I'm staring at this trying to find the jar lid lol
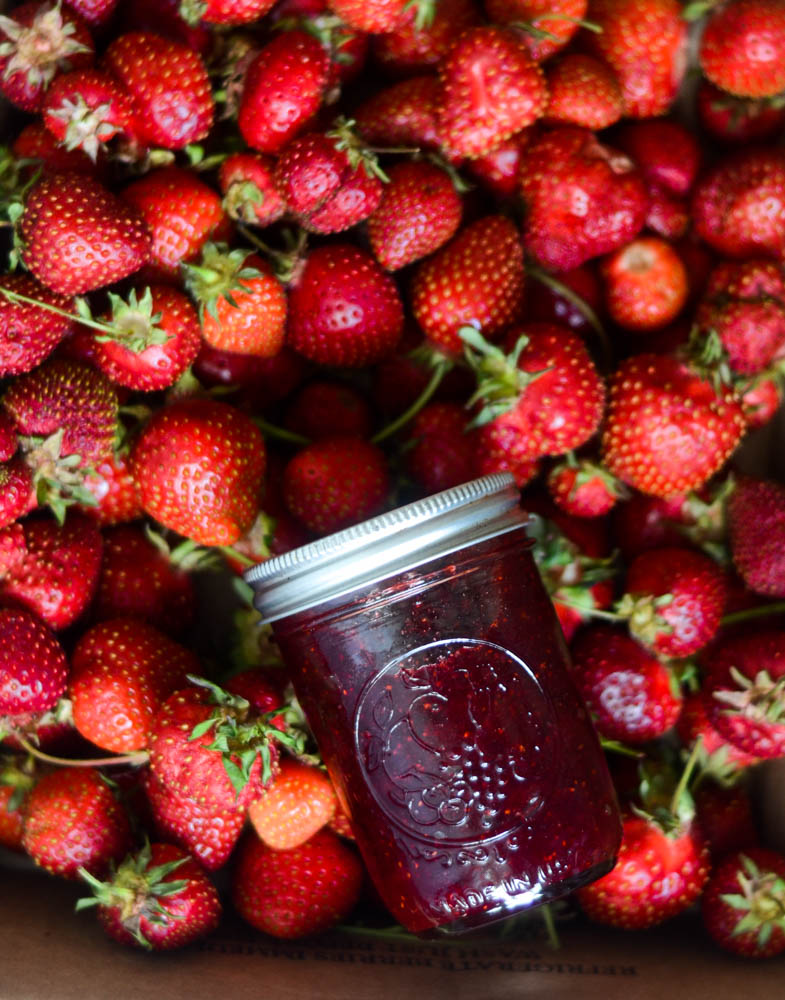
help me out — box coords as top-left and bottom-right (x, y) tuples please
(245, 473), (527, 623)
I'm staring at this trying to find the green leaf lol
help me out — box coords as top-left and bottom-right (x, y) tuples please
(189, 718), (218, 741)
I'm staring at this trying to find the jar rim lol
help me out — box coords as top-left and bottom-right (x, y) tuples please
(244, 473), (528, 623)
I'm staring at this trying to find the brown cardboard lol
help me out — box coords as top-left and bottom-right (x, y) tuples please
(2, 859), (784, 1000)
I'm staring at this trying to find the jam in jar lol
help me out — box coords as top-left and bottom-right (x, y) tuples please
(245, 474), (621, 934)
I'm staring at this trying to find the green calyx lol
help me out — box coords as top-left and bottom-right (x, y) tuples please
(721, 854), (785, 948)
(19, 427), (98, 525)
(48, 95), (115, 162)
(327, 116), (390, 183)
(76, 841), (190, 950)
(223, 179), (266, 224)
(182, 242), (262, 324)
(713, 667), (785, 726)
(615, 592), (675, 649)
(178, 0), (208, 27)
(0, 5), (91, 90)
(461, 326), (548, 427)
(98, 287), (168, 353)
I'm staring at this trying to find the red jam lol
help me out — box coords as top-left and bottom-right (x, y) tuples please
(269, 532), (621, 934)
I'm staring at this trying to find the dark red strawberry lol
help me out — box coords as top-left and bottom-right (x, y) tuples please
(405, 402), (475, 496)
(464, 129), (531, 199)
(354, 75), (443, 152)
(371, 0), (479, 76)
(0, 606), (68, 716)
(78, 841), (221, 951)
(11, 120), (96, 174)
(22, 766), (132, 878)
(694, 780), (759, 863)
(286, 243), (404, 368)
(702, 848), (785, 958)
(283, 437), (389, 535)
(283, 381), (372, 442)
(65, 0), (118, 28)
(614, 119), (701, 197)
(19, 171), (152, 295)
(700, 0), (785, 99)
(727, 476), (785, 597)
(0, 272), (75, 376)
(697, 79), (785, 145)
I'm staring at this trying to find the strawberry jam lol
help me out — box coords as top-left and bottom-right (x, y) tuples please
(246, 475), (621, 934)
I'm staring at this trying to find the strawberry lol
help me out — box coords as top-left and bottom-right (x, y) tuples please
(283, 381), (373, 442)
(371, 0), (480, 76)
(218, 152), (286, 228)
(569, 625), (682, 744)
(0, 606), (68, 716)
(193, 342), (308, 409)
(0, 1), (94, 112)
(181, 0), (276, 24)
(19, 171), (151, 295)
(121, 166), (225, 279)
(520, 128), (648, 273)
(131, 397), (265, 546)
(741, 372), (785, 430)
(238, 30), (329, 154)
(697, 80), (785, 145)
(601, 354), (746, 499)
(231, 827), (364, 939)
(700, 0), (785, 100)
(0, 272), (75, 376)
(0, 411), (17, 462)
(486, 0), (589, 62)
(614, 119), (701, 198)
(464, 129), (531, 199)
(547, 457), (624, 518)
(701, 629), (785, 759)
(325, 0), (408, 32)
(698, 298), (785, 377)
(728, 476), (785, 597)
(0, 460), (35, 529)
(436, 26), (546, 160)
(695, 781), (759, 863)
(70, 618), (200, 753)
(411, 215), (525, 356)
(78, 448), (143, 525)
(0, 756), (33, 852)
(582, 0), (687, 118)
(283, 437), (389, 535)
(404, 402), (476, 496)
(143, 767), (246, 871)
(525, 263), (603, 336)
(41, 67), (134, 161)
(102, 31), (213, 150)
(600, 236), (688, 332)
(618, 546), (729, 659)
(691, 148), (785, 260)
(183, 245), (286, 358)
(118, 0), (212, 51)
(11, 120), (96, 175)
(544, 54), (624, 130)
(701, 849), (785, 958)
(64, 0), (118, 28)
(247, 758), (337, 851)
(0, 512), (103, 630)
(77, 841), (222, 950)
(92, 524), (198, 635)
(22, 766), (132, 878)
(354, 75), (443, 152)
(286, 243), (404, 368)
(577, 812), (709, 928)
(367, 159), (463, 272)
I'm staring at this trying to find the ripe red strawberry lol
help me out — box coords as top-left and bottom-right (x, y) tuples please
(131, 397), (265, 546)
(367, 159), (463, 272)
(520, 128), (648, 273)
(547, 458), (624, 518)
(695, 781), (759, 863)
(692, 148), (785, 260)
(601, 354), (746, 499)
(0, 1), (94, 112)
(544, 54), (624, 130)
(22, 767), (132, 878)
(354, 75), (443, 152)
(0, 272), (76, 376)
(570, 625), (682, 744)
(103, 31), (213, 150)
(193, 342), (307, 409)
(92, 524), (198, 635)
(247, 758), (337, 851)
(0, 606), (68, 716)
(436, 26), (546, 159)
(0, 411), (17, 462)
(64, 0), (118, 28)
(600, 236), (688, 332)
(70, 618), (200, 753)
(701, 629), (785, 759)
(283, 437), (389, 535)
(700, 0), (785, 99)
(78, 448), (143, 525)
(118, 0), (212, 51)
(19, 171), (151, 295)
(286, 243), (404, 368)
(614, 119), (701, 198)
(577, 813), (709, 928)
(121, 166), (225, 279)
(486, 0), (589, 62)
(582, 0), (687, 118)
(218, 152), (286, 227)
(699, 298), (785, 376)
(727, 476), (785, 597)
(464, 129), (531, 199)
(618, 546), (728, 659)
(525, 263), (603, 335)
(183, 0), (276, 23)
(184, 246), (286, 358)
(326, 0), (408, 31)
(238, 30), (329, 154)
(371, 0), (479, 76)
(283, 381), (372, 442)
(149, 683), (285, 814)
(41, 67), (134, 161)
(143, 767), (246, 871)
(405, 402), (475, 496)
(11, 119), (96, 174)
(741, 372), (785, 430)
(0, 460), (35, 529)
(702, 848), (785, 958)
(78, 841), (221, 951)
(0, 512), (103, 630)
(697, 79), (785, 145)
(411, 215), (525, 356)
(231, 827), (364, 939)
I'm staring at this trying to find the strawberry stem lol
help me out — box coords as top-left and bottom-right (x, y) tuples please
(525, 264), (611, 369)
(0, 286), (114, 336)
(540, 903), (561, 950)
(669, 735), (703, 817)
(370, 356), (452, 444)
(252, 416), (310, 448)
(721, 601), (785, 627)
(13, 733), (148, 769)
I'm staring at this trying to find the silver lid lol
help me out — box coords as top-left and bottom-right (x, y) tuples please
(245, 473), (526, 624)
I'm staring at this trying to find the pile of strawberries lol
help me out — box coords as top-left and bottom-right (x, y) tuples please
(2, 0), (785, 961)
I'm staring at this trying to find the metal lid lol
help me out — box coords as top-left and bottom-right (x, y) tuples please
(245, 473), (527, 624)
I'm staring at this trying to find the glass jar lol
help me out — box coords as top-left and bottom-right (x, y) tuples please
(245, 474), (621, 935)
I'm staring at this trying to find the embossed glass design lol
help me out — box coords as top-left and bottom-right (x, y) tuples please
(247, 477), (621, 935)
